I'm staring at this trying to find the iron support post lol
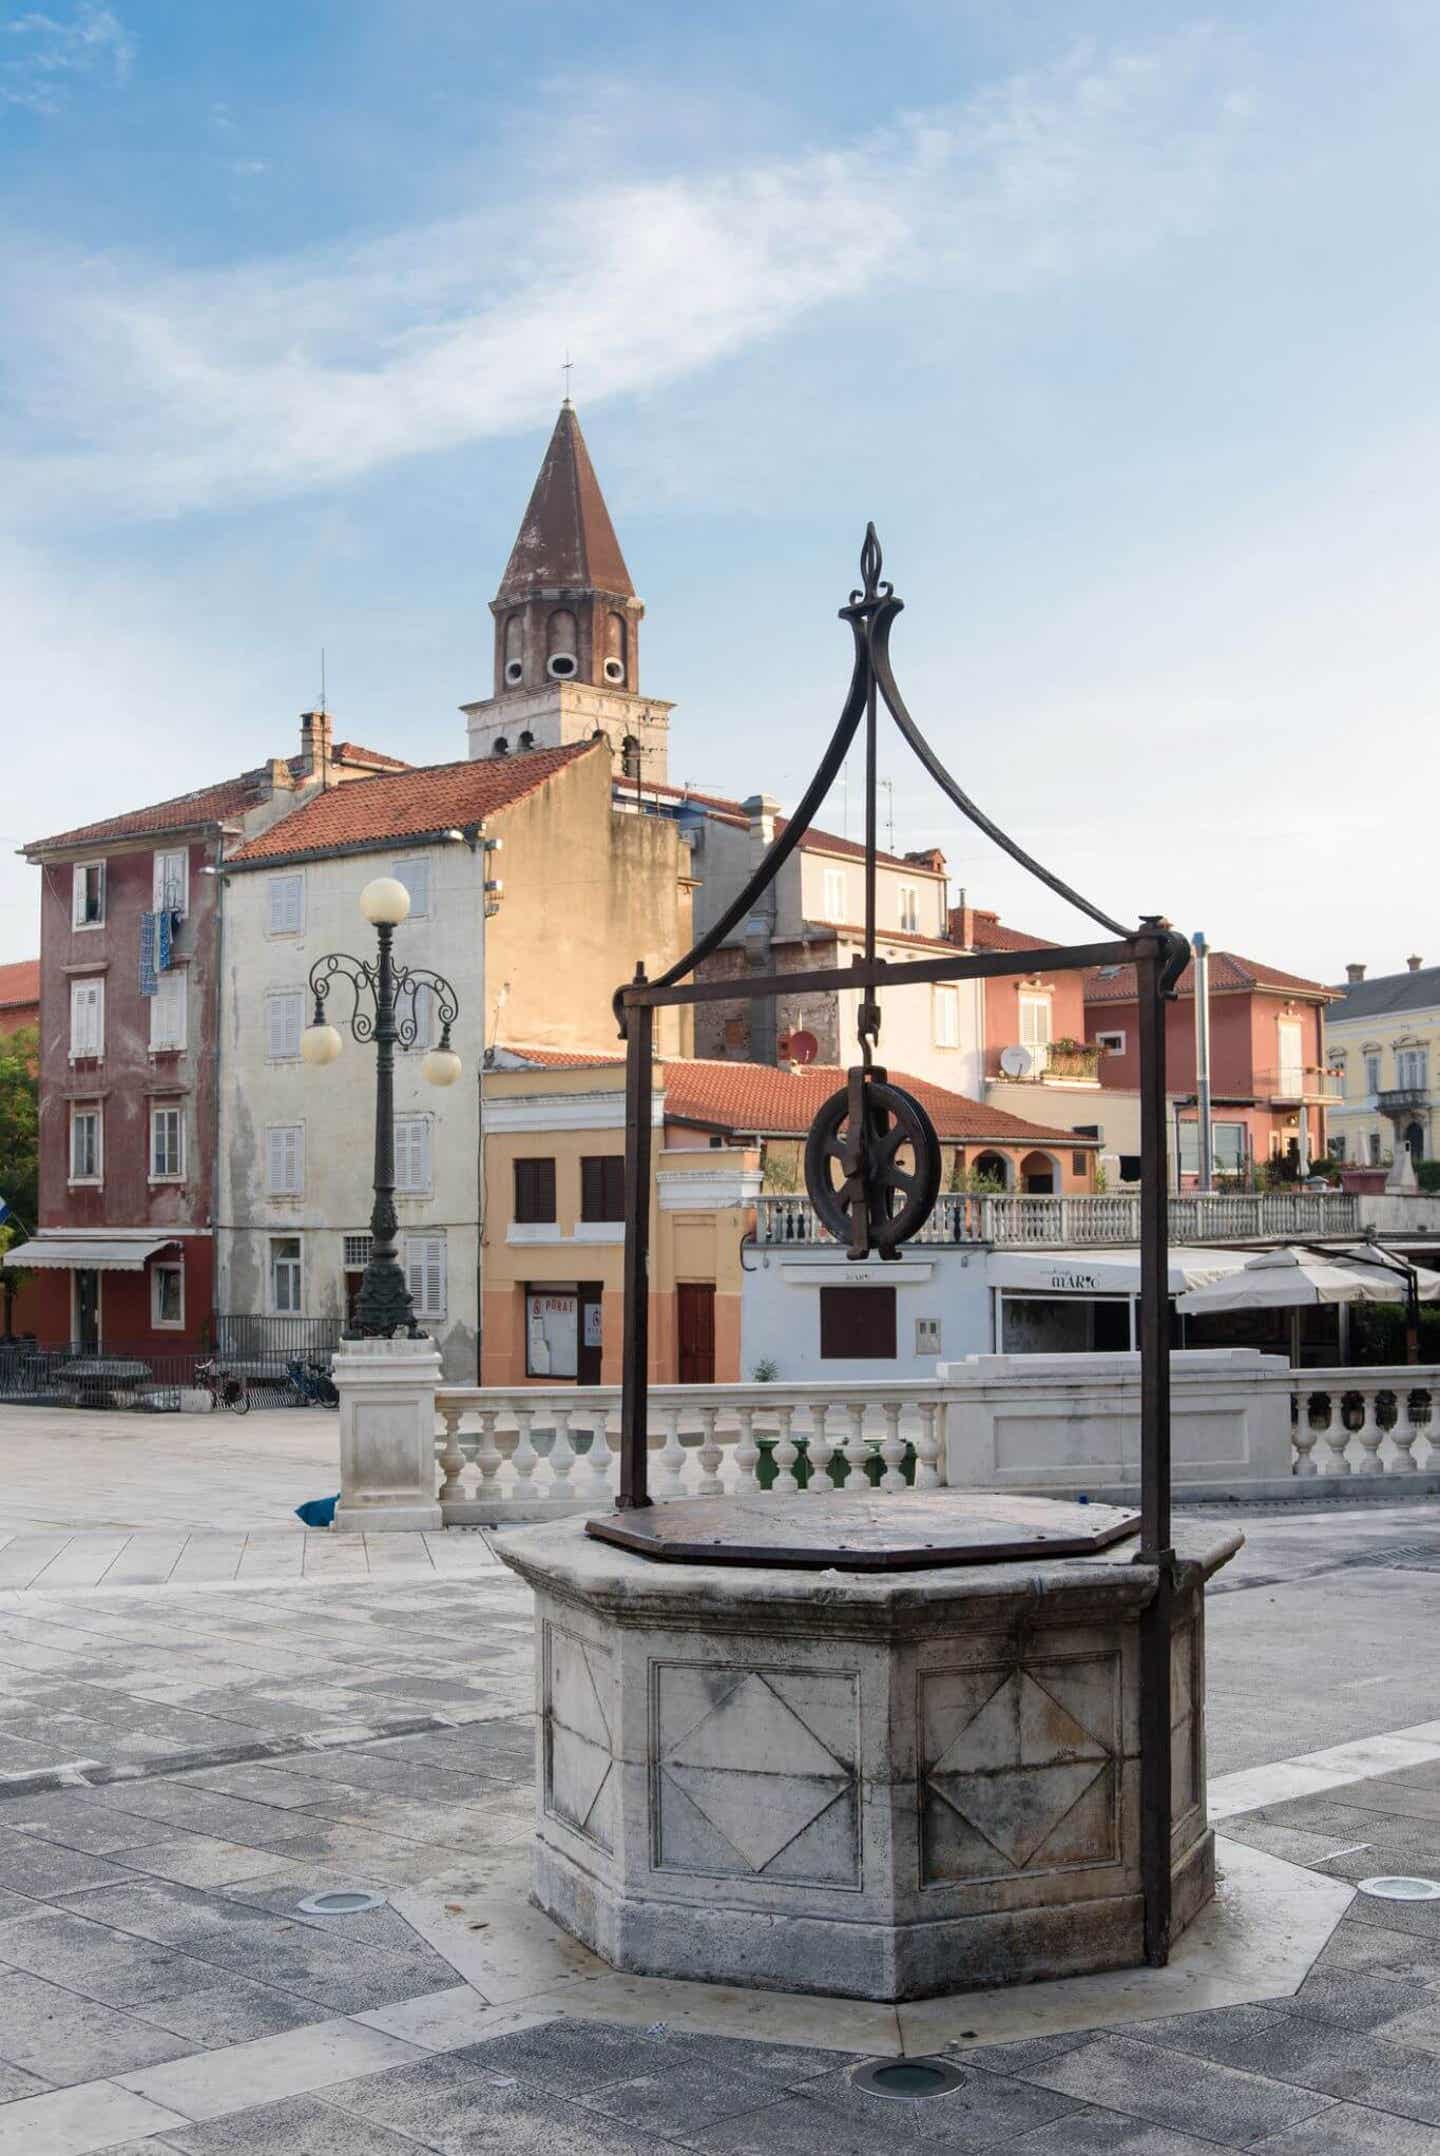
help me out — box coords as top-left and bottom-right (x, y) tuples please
(1137, 927), (1176, 1966)
(619, 988), (654, 1508)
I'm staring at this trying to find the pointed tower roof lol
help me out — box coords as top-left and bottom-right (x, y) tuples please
(496, 404), (635, 602)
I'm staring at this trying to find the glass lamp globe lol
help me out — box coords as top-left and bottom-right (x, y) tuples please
(359, 876), (411, 926)
(301, 1022), (344, 1066)
(422, 1045), (462, 1087)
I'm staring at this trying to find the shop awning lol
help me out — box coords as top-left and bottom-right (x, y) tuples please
(987, 1247), (1254, 1297)
(2, 1234), (178, 1273)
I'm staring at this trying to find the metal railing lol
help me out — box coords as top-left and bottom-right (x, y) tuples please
(754, 1189), (1361, 1247)
(0, 1330), (339, 1411)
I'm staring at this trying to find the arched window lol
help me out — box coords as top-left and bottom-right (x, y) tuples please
(971, 1151), (1009, 1190)
(603, 611), (627, 686)
(503, 613), (524, 687)
(621, 733), (641, 780)
(518, 730), (534, 750)
(493, 736), (509, 758)
(546, 609), (578, 679)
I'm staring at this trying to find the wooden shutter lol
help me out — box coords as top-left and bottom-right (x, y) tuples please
(70, 978), (102, 1058)
(150, 971), (185, 1049)
(581, 1155), (625, 1221)
(396, 1117), (429, 1192)
(405, 1235), (446, 1318)
(267, 1125), (302, 1195)
(514, 1157), (556, 1223)
(268, 875), (302, 934)
(820, 1286), (895, 1360)
(267, 991), (301, 1058)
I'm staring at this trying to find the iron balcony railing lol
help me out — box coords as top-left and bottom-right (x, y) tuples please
(754, 1188), (1362, 1248)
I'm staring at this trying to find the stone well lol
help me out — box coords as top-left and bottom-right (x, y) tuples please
(496, 1493), (1241, 2002)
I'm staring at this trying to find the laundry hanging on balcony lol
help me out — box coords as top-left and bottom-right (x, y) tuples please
(138, 909), (177, 996)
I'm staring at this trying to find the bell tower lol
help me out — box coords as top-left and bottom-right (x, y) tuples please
(463, 403), (672, 781)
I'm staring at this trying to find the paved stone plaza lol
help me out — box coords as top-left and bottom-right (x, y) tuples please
(3, 1408), (1440, 2150)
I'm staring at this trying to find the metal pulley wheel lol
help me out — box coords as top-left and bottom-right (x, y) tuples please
(804, 1071), (942, 1256)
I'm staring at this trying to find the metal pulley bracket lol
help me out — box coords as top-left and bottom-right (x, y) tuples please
(804, 1063), (941, 1260)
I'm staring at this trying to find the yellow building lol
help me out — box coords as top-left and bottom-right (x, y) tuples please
(1326, 958), (1440, 1171)
(482, 1054), (760, 1386)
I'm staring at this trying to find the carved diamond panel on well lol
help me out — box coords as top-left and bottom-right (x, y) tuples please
(544, 1621), (616, 1853)
(1171, 1618), (1201, 1820)
(921, 1656), (1120, 1887)
(652, 1662), (860, 1888)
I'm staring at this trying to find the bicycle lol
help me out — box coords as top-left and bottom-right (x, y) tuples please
(286, 1356), (339, 1409)
(195, 1358), (249, 1414)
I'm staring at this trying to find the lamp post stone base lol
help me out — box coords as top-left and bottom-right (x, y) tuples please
(496, 1509), (1240, 2002)
(333, 1335), (443, 1533)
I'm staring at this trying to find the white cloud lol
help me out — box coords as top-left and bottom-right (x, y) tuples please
(0, 29), (1250, 520)
(2, 2), (132, 114)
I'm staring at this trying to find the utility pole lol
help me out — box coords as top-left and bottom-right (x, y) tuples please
(1193, 931), (1214, 1192)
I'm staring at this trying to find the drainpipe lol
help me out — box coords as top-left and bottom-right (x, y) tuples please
(1193, 932), (1214, 1193)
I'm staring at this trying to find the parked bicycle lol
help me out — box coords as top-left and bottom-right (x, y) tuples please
(286, 1356), (339, 1409)
(196, 1358), (249, 1414)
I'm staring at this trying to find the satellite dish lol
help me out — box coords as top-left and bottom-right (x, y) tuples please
(999, 1044), (1034, 1078)
(790, 1030), (819, 1066)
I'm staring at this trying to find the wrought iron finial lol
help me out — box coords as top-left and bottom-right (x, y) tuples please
(850, 522), (893, 608)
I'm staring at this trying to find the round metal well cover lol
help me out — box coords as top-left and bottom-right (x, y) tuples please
(296, 1889), (386, 1915)
(1357, 1876), (1440, 1902)
(851, 2056), (968, 2100)
(587, 1490), (1140, 1571)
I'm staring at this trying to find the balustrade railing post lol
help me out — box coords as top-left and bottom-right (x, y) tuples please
(914, 1399), (941, 1490)
(696, 1404), (724, 1495)
(512, 1404), (539, 1493)
(437, 1405), (466, 1508)
(879, 1401), (906, 1492)
(843, 1402), (869, 1492)
(807, 1400), (835, 1493)
(1352, 1387), (1382, 1475)
(1393, 1389), (1422, 1473)
(771, 1402), (799, 1495)
(550, 1404), (577, 1501)
(473, 1406), (502, 1498)
(735, 1405), (760, 1490)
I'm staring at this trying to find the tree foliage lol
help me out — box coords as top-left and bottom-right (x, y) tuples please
(0, 1024), (38, 1239)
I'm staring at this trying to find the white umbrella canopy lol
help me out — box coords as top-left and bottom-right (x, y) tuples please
(1177, 1244), (1440, 1315)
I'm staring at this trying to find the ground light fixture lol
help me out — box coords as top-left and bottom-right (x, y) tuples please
(296, 1889), (387, 1916)
(851, 2057), (968, 2100)
(303, 877), (463, 1336)
(1358, 1876), (1440, 1901)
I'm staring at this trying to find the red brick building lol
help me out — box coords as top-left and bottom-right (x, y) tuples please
(12, 721), (403, 1351)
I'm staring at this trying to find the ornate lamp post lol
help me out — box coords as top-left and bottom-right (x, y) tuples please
(302, 876), (461, 1337)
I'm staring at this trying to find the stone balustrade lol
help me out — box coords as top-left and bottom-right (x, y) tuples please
(754, 1189), (1362, 1248)
(1291, 1366), (1437, 1476)
(431, 1381), (948, 1525)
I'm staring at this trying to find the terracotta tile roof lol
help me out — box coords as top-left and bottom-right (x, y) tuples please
(492, 1044), (626, 1070)
(330, 742), (412, 771)
(0, 959), (39, 1010)
(26, 773), (273, 855)
(496, 404), (634, 601)
(950, 904), (1058, 954)
(228, 740), (602, 864)
(1084, 951), (1335, 1004)
(658, 1057), (1096, 1147)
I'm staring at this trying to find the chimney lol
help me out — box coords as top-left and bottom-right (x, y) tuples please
(298, 710), (333, 785)
(741, 793), (781, 873)
(904, 847), (946, 874)
(1408, 954), (1424, 973)
(1345, 962), (1366, 984)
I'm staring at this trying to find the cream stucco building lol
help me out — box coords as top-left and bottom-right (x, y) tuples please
(1326, 957), (1440, 1172)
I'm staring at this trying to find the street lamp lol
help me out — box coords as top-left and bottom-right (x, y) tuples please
(304, 876), (462, 1338)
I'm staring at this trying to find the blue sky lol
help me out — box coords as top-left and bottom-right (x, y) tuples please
(3, 1), (1438, 977)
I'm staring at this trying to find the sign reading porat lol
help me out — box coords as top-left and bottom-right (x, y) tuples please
(526, 1290), (577, 1377)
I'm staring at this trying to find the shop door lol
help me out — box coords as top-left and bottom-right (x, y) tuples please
(578, 1283), (604, 1387)
(75, 1270), (100, 1352)
(677, 1283), (715, 1386)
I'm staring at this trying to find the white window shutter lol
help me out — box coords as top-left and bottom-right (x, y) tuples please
(288, 1126), (302, 1193)
(71, 866), (84, 928)
(395, 859), (430, 917)
(266, 996), (283, 1059)
(269, 875), (302, 935)
(266, 1127), (282, 1192)
(417, 1118), (432, 1190)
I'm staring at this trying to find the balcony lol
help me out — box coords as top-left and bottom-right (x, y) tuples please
(754, 1189), (1362, 1248)
(992, 1042), (1101, 1084)
(1377, 1086), (1430, 1118)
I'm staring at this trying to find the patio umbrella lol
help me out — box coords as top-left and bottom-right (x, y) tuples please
(1175, 1245), (1440, 1313)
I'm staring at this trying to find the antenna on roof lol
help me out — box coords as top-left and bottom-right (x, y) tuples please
(320, 647), (327, 715)
(561, 351), (573, 406)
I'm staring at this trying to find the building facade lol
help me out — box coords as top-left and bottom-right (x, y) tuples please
(1326, 957), (1440, 1171)
(949, 903), (1105, 1164)
(0, 960), (40, 1039)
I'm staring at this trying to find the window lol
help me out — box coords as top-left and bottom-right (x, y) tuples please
(514, 1157), (557, 1224)
(1096, 1030), (1125, 1056)
(265, 1123), (304, 1196)
(69, 977), (104, 1060)
(1369, 1132), (1383, 1165)
(69, 1105), (101, 1182)
(1362, 1051), (1381, 1095)
(402, 979), (436, 1052)
(153, 849), (188, 917)
(395, 1114), (431, 1194)
(1178, 1120), (1246, 1175)
(270, 1237), (302, 1314)
(897, 883), (920, 934)
(149, 1106), (184, 1180)
(1329, 1136), (1347, 1163)
(821, 866), (846, 921)
(343, 1233), (373, 1268)
(1118, 1154), (1142, 1183)
(265, 989), (304, 1060)
(405, 1234), (447, 1320)
(933, 985), (960, 1048)
(1019, 992), (1051, 1070)
(1277, 1018), (1304, 1096)
(267, 874), (304, 936)
(1398, 1046), (1429, 1091)
(393, 859), (430, 918)
(820, 1285), (895, 1359)
(151, 1263), (184, 1329)
(71, 861), (105, 928)
(581, 1155), (625, 1222)
(149, 969), (186, 1051)
(1072, 1152), (1088, 1177)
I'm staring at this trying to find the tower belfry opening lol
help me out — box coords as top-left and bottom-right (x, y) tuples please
(462, 404), (673, 779)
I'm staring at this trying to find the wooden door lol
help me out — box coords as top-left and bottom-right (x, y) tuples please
(75, 1270), (99, 1351)
(577, 1283), (604, 1387)
(677, 1283), (715, 1386)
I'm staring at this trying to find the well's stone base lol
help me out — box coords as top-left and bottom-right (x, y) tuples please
(496, 1507), (1240, 2003)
